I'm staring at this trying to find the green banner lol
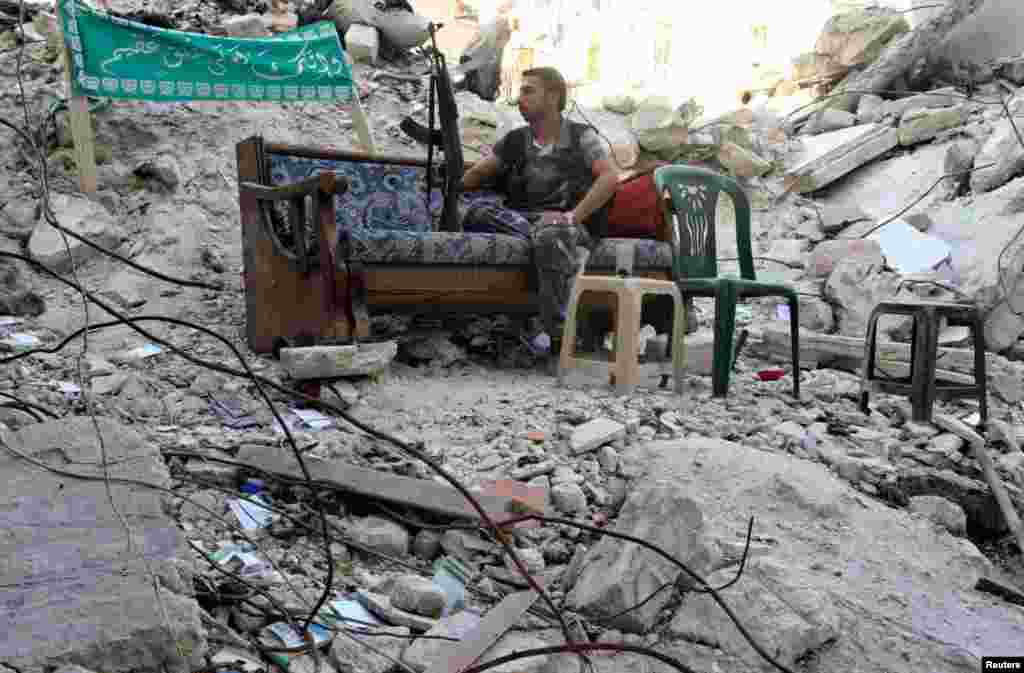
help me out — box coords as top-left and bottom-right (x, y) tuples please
(57, 0), (353, 102)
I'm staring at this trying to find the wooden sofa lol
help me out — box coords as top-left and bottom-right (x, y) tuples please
(236, 135), (680, 354)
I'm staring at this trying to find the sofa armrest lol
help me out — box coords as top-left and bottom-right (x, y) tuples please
(239, 172), (349, 274)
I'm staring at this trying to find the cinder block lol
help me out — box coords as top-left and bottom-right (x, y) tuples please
(347, 24), (380, 65)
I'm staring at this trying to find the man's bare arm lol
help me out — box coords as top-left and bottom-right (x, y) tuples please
(461, 154), (502, 191)
(571, 156), (619, 225)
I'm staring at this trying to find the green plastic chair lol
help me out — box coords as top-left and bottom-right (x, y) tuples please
(654, 164), (801, 398)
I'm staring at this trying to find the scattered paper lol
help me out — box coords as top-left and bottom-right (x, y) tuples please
(320, 598), (381, 631)
(292, 408), (334, 430)
(228, 497), (274, 530)
(122, 343), (163, 360)
(776, 304), (791, 321)
(265, 621), (332, 649)
(869, 218), (951, 274)
(962, 411), (982, 427)
(209, 395), (261, 429)
(1, 333), (40, 350)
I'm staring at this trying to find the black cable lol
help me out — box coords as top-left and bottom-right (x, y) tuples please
(0, 249), (336, 639)
(0, 401), (44, 422)
(458, 641), (699, 673)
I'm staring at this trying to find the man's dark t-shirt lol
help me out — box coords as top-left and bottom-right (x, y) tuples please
(491, 120), (609, 220)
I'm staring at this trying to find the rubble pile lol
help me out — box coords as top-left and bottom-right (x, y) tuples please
(1, 1), (1024, 673)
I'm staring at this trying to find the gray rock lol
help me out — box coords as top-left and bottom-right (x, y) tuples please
(943, 139), (981, 195)
(101, 269), (148, 309)
(766, 238), (810, 267)
(564, 482), (711, 633)
(28, 194), (123, 273)
(399, 334), (466, 367)
(134, 156), (182, 192)
(412, 529), (443, 561)
(596, 445), (619, 473)
(349, 516), (410, 557)
(402, 610), (482, 672)
(0, 419), (207, 673)
(506, 547), (545, 575)
(390, 575), (446, 618)
(551, 466), (583, 485)
(803, 109), (856, 135)
(0, 199), (38, 242)
(330, 624), (409, 673)
(669, 556), (838, 667)
(550, 483), (587, 514)
(774, 420), (806, 442)
(0, 243), (45, 317)
(971, 117), (1024, 194)
(824, 257), (903, 337)
(355, 590), (438, 632)
(570, 418), (626, 455)
(223, 13), (270, 38)
(909, 495), (968, 536)
(806, 237), (882, 277)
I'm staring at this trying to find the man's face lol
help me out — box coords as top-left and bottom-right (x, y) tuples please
(518, 76), (555, 122)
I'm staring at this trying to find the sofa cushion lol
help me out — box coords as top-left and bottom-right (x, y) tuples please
(268, 152), (674, 270)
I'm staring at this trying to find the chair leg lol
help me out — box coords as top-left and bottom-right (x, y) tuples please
(670, 289), (686, 394)
(972, 311), (988, 427)
(614, 289), (642, 394)
(910, 309), (936, 424)
(787, 293), (800, 399)
(712, 283), (738, 397)
(557, 286), (583, 386)
(859, 309), (883, 414)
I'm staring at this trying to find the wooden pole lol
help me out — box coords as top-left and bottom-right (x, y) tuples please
(54, 0), (97, 194)
(346, 53), (376, 155)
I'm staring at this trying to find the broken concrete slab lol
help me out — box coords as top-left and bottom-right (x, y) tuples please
(633, 437), (1024, 671)
(785, 123), (899, 193)
(998, 57), (1024, 85)
(564, 482), (712, 633)
(909, 494), (968, 536)
(28, 194), (124, 273)
(825, 257), (903, 337)
(234, 444), (536, 522)
(873, 87), (960, 122)
(898, 105), (968, 146)
(816, 139), (957, 224)
(569, 418), (626, 455)
(668, 556), (839, 668)
(0, 418), (206, 673)
(280, 341), (397, 380)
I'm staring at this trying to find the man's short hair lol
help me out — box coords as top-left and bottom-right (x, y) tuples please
(522, 66), (567, 112)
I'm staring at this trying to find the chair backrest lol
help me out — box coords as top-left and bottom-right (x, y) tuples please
(653, 165), (755, 282)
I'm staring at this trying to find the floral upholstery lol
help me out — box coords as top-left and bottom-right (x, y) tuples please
(267, 152), (673, 270)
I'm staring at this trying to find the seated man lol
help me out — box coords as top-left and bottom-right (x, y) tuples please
(459, 66), (619, 354)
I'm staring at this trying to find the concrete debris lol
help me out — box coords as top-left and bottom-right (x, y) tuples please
(970, 115), (1024, 194)
(802, 108), (857, 135)
(786, 123), (899, 193)
(897, 105), (968, 146)
(908, 494), (968, 536)
(0, 419), (207, 673)
(717, 141), (773, 177)
(813, 8), (910, 72)
(280, 341), (397, 379)
(222, 13), (268, 38)
(27, 194), (123, 273)
(564, 482), (712, 633)
(569, 418), (626, 455)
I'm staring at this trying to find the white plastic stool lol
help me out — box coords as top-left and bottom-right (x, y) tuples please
(556, 276), (686, 394)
